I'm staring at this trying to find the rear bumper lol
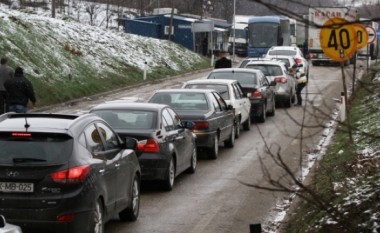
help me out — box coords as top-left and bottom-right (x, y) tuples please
(249, 99), (264, 117)
(192, 131), (215, 148)
(138, 153), (170, 181)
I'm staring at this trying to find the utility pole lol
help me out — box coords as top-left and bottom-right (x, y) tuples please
(168, 0), (175, 41)
(52, 0), (56, 18)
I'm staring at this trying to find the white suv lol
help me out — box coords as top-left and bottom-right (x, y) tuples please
(182, 79), (251, 137)
(265, 46), (309, 77)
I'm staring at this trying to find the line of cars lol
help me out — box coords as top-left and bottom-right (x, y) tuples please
(0, 45), (309, 233)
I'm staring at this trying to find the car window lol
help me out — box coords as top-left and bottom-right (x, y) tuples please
(268, 50), (297, 56)
(207, 72), (257, 85)
(162, 108), (175, 131)
(152, 93), (208, 111)
(184, 84), (229, 100)
(84, 124), (105, 153)
(0, 132), (73, 164)
(93, 110), (156, 130)
(246, 64), (283, 76)
(166, 108), (182, 128)
(212, 92), (228, 111)
(209, 92), (222, 112)
(232, 83), (243, 99)
(96, 122), (119, 151)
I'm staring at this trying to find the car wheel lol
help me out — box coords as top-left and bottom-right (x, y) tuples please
(284, 95), (292, 108)
(267, 98), (275, 117)
(162, 157), (175, 191)
(119, 175), (140, 222)
(235, 118), (240, 138)
(224, 124), (235, 148)
(208, 134), (219, 160)
(242, 114), (251, 130)
(91, 199), (104, 233)
(186, 147), (197, 174)
(256, 103), (266, 123)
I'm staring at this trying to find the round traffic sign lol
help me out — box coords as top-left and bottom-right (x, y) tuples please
(353, 24), (369, 50)
(320, 17), (357, 62)
(366, 25), (377, 44)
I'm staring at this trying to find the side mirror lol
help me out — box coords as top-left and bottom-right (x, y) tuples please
(269, 81), (277, 86)
(298, 64), (304, 67)
(182, 121), (194, 129)
(227, 104), (234, 110)
(125, 137), (138, 150)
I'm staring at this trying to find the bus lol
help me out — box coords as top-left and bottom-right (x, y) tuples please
(246, 16), (291, 58)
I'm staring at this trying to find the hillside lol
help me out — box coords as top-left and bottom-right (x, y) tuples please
(0, 8), (209, 107)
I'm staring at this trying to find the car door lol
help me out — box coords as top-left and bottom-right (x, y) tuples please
(210, 91), (234, 142)
(162, 108), (184, 173)
(84, 123), (118, 213)
(232, 82), (250, 123)
(259, 73), (275, 110)
(167, 107), (194, 172)
(95, 122), (133, 209)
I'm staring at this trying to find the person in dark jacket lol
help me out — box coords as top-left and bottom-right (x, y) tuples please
(4, 67), (36, 113)
(214, 51), (232, 69)
(0, 57), (14, 114)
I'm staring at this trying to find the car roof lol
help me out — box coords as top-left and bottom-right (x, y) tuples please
(269, 46), (299, 51)
(152, 88), (215, 94)
(245, 60), (286, 66)
(208, 68), (263, 74)
(0, 113), (100, 134)
(91, 102), (167, 111)
(184, 79), (238, 85)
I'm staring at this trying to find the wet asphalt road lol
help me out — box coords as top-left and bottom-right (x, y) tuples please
(34, 59), (367, 233)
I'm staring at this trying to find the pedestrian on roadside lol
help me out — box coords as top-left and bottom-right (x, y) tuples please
(0, 57), (14, 114)
(4, 67), (36, 113)
(214, 51), (232, 69)
(295, 69), (307, 106)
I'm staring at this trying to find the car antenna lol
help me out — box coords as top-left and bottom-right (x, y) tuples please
(24, 115), (30, 131)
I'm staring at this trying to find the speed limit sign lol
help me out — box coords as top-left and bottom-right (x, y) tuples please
(320, 17), (357, 62)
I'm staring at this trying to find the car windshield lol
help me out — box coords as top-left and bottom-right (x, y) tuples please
(245, 64), (283, 76)
(273, 58), (290, 67)
(93, 110), (157, 130)
(207, 72), (257, 85)
(0, 132), (73, 165)
(150, 93), (209, 111)
(184, 84), (229, 100)
(268, 50), (297, 56)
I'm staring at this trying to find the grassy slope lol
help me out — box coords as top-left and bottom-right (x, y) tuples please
(0, 9), (210, 107)
(284, 63), (380, 232)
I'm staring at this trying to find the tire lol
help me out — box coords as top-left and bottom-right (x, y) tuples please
(235, 118), (240, 138)
(208, 134), (219, 160)
(284, 95), (292, 108)
(242, 115), (251, 130)
(186, 147), (197, 174)
(267, 98), (275, 117)
(162, 157), (175, 191)
(90, 199), (104, 233)
(119, 175), (140, 222)
(224, 124), (235, 148)
(256, 103), (266, 123)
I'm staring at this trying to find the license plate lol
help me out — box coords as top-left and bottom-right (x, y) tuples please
(0, 182), (34, 193)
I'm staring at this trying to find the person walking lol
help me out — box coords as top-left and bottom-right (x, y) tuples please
(4, 67), (36, 113)
(214, 51), (232, 69)
(295, 69), (307, 106)
(0, 57), (14, 114)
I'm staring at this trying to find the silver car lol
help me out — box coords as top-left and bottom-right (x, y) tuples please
(244, 60), (296, 108)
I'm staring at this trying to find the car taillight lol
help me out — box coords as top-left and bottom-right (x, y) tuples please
(51, 165), (90, 184)
(137, 139), (160, 153)
(309, 53), (315, 59)
(57, 213), (75, 222)
(295, 58), (303, 64)
(274, 76), (287, 84)
(249, 90), (262, 99)
(193, 121), (209, 130)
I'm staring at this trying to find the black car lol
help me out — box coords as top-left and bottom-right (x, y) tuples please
(148, 89), (235, 159)
(206, 68), (276, 123)
(90, 102), (197, 191)
(0, 113), (141, 233)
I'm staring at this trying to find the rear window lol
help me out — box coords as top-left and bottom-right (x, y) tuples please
(150, 93), (208, 111)
(184, 84), (229, 100)
(268, 50), (296, 56)
(93, 110), (157, 130)
(207, 72), (257, 85)
(0, 132), (73, 165)
(246, 64), (283, 76)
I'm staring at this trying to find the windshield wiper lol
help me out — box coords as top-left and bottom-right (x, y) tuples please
(13, 157), (47, 163)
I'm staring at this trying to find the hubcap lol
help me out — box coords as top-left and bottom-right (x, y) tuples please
(132, 179), (139, 215)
